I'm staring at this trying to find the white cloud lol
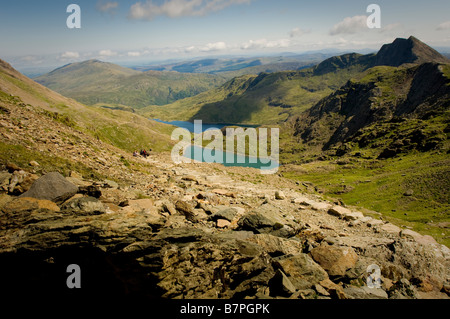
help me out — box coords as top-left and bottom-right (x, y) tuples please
(60, 51), (80, 59)
(200, 41), (227, 52)
(329, 15), (367, 35)
(240, 38), (290, 50)
(97, 1), (119, 13)
(184, 46), (196, 53)
(99, 49), (117, 57)
(128, 0), (251, 20)
(127, 51), (142, 57)
(289, 27), (311, 38)
(437, 21), (450, 31)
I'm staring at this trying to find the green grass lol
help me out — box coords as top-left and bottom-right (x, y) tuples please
(139, 64), (366, 125)
(283, 152), (450, 246)
(0, 141), (105, 180)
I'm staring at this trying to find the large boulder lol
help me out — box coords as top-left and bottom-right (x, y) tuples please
(61, 197), (106, 215)
(237, 202), (301, 238)
(19, 172), (78, 204)
(310, 244), (359, 277)
(273, 254), (329, 290)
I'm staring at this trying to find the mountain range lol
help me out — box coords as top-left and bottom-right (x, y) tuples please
(141, 37), (449, 126)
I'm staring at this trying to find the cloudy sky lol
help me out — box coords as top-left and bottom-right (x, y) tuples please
(1, 0), (450, 71)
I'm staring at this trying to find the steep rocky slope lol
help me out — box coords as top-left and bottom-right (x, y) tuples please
(294, 62), (450, 156)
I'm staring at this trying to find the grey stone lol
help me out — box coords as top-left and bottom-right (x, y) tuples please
(19, 172), (78, 204)
(61, 196), (106, 215)
(210, 207), (238, 222)
(344, 286), (388, 299)
(273, 254), (328, 290)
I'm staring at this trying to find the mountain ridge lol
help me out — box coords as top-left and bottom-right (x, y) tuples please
(35, 59), (226, 108)
(142, 36), (449, 125)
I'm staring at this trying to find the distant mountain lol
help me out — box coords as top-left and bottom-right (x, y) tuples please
(35, 60), (226, 108)
(373, 36), (449, 67)
(0, 58), (174, 153)
(313, 36), (449, 75)
(133, 53), (334, 77)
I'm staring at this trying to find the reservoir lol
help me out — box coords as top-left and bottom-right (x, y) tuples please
(153, 119), (256, 133)
(183, 145), (279, 172)
(153, 119), (279, 172)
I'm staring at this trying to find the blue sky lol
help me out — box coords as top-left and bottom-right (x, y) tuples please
(1, 0), (450, 71)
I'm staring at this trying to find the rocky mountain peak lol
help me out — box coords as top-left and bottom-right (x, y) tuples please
(374, 36), (449, 67)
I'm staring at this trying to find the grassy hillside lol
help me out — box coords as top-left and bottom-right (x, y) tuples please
(282, 151), (449, 246)
(35, 60), (226, 108)
(139, 63), (366, 125)
(0, 59), (175, 153)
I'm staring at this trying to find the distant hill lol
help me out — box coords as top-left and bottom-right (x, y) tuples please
(138, 64), (363, 125)
(133, 53), (334, 76)
(35, 60), (226, 108)
(0, 58), (175, 153)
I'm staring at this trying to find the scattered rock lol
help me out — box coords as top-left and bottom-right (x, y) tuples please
(5, 162), (21, 173)
(380, 223), (401, 235)
(210, 207), (238, 222)
(403, 189), (414, 196)
(2, 197), (60, 214)
(275, 190), (285, 200)
(160, 200), (176, 215)
(61, 196), (106, 215)
(318, 279), (347, 299)
(328, 205), (352, 218)
(247, 234), (303, 256)
(78, 184), (102, 198)
(344, 286), (388, 299)
(103, 179), (119, 189)
(310, 244), (359, 277)
(273, 254), (329, 290)
(269, 269), (296, 297)
(216, 219), (231, 228)
(29, 161), (40, 167)
(388, 279), (417, 299)
(175, 200), (198, 223)
(19, 172), (78, 204)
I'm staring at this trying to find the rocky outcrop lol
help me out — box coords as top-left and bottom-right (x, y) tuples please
(0, 164), (448, 300)
(19, 172), (78, 204)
